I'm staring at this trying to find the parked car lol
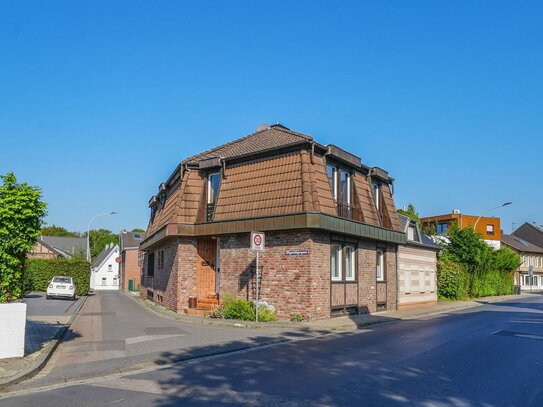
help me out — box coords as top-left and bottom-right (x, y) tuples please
(46, 276), (76, 300)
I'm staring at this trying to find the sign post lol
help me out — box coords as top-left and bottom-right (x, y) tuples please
(251, 232), (265, 322)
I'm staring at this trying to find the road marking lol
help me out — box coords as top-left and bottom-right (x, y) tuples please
(125, 334), (185, 345)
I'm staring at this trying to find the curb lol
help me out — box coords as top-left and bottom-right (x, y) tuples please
(0, 295), (89, 390)
(121, 290), (399, 333)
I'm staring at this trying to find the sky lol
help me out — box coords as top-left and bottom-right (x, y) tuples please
(1, 1), (542, 234)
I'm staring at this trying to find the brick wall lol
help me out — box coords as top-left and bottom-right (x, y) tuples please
(141, 230), (399, 319)
(120, 248), (140, 290)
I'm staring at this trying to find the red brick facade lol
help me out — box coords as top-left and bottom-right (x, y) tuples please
(141, 229), (398, 320)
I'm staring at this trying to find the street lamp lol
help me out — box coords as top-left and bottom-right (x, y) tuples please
(86, 211), (118, 262)
(473, 202), (512, 231)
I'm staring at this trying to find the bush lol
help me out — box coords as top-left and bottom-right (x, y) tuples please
(214, 294), (277, 322)
(470, 270), (514, 297)
(437, 256), (470, 300)
(25, 258), (90, 296)
(290, 313), (304, 322)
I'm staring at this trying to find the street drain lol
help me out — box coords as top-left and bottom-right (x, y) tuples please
(492, 330), (543, 342)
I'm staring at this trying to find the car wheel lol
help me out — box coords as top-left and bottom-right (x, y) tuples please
(46, 295), (50, 300)
(72, 295), (76, 301)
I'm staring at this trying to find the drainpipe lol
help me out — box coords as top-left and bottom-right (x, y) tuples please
(310, 142), (315, 165)
(395, 245), (399, 310)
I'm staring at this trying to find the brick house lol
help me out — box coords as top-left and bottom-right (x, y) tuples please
(119, 230), (144, 291)
(140, 124), (405, 320)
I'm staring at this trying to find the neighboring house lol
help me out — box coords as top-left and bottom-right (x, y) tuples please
(512, 222), (543, 248)
(397, 215), (440, 309)
(90, 243), (120, 290)
(140, 124), (406, 320)
(503, 231), (543, 291)
(28, 236), (87, 259)
(119, 230), (144, 291)
(420, 210), (502, 249)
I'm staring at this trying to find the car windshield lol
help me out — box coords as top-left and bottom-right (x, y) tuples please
(53, 277), (71, 284)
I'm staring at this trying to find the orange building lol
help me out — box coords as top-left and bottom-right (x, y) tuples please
(420, 211), (501, 249)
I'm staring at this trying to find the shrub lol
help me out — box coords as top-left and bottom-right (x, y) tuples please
(25, 258), (91, 296)
(214, 294), (277, 322)
(437, 255), (470, 300)
(290, 313), (304, 322)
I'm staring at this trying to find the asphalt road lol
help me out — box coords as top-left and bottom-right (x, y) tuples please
(5, 294), (543, 406)
(24, 292), (83, 318)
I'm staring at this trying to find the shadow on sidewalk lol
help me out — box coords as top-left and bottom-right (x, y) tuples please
(25, 320), (81, 356)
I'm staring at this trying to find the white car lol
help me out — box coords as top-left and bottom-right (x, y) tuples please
(46, 276), (76, 300)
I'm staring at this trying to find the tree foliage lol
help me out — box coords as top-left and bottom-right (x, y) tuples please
(41, 225), (79, 237)
(132, 228), (145, 233)
(397, 203), (421, 227)
(437, 225), (521, 299)
(0, 173), (47, 303)
(89, 228), (119, 259)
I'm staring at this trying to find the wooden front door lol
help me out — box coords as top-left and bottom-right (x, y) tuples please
(196, 238), (217, 300)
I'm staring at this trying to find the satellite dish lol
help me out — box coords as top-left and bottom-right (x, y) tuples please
(256, 123), (269, 132)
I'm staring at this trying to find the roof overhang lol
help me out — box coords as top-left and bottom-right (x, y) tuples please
(140, 213), (406, 250)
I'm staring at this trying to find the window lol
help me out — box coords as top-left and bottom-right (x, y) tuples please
(108, 264), (113, 272)
(339, 171), (350, 205)
(101, 277), (107, 286)
(326, 165), (336, 199)
(437, 223), (448, 234)
(376, 249), (385, 281)
(207, 173), (221, 205)
(407, 225), (418, 241)
(345, 245), (356, 281)
(147, 252), (155, 277)
(486, 224), (494, 235)
(331, 244), (342, 281)
(157, 250), (164, 270)
(534, 276), (539, 286)
(372, 183), (380, 210)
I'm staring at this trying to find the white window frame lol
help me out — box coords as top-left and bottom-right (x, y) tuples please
(101, 277), (107, 286)
(339, 170), (351, 205)
(345, 245), (356, 281)
(107, 264), (112, 272)
(331, 244), (342, 281)
(407, 225), (416, 241)
(486, 224), (494, 235)
(376, 249), (385, 281)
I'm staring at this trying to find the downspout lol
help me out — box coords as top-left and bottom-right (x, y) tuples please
(310, 141), (315, 165)
(395, 245), (399, 310)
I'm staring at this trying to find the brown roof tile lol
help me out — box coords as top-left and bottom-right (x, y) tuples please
(183, 126), (312, 165)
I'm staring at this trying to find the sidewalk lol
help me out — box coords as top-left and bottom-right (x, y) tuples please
(0, 295), (87, 389)
(125, 290), (539, 333)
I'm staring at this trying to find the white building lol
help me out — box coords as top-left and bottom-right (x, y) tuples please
(90, 243), (120, 290)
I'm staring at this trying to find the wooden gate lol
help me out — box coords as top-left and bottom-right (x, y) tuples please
(196, 238), (217, 300)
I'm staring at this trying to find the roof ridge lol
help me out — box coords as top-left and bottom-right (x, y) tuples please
(182, 126), (313, 164)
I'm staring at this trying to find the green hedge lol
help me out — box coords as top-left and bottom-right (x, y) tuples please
(438, 257), (514, 300)
(25, 258), (90, 296)
(470, 270), (514, 297)
(437, 257), (470, 300)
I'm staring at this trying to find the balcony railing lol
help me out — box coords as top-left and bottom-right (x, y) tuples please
(206, 203), (215, 222)
(336, 200), (352, 219)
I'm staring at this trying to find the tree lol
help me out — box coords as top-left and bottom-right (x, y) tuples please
(88, 229), (119, 260)
(398, 203), (421, 227)
(0, 173), (47, 303)
(41, 225), (79, 237)
(131, 228), (145, 233)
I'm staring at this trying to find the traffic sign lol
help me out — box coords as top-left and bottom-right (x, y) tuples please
(251, 232), (265, 251)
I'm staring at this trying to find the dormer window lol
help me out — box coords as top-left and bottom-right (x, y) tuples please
(372, 182), (380, 210)
(207, 173), (221, 205)
(206, 172), (221, 221)
(407, 225), (419, 241)
(327, 164), (351, 217)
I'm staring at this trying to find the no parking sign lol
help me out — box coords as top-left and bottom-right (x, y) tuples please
(251, 231), (265, 251)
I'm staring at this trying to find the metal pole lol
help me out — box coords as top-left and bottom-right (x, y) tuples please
(255, 250), (259, 322)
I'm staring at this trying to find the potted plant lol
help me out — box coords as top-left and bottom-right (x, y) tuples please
(0, 173), (46, 358)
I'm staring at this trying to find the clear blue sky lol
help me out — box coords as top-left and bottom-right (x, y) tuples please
(1, 1), (542, 234)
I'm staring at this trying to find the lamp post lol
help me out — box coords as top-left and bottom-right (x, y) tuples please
(473, 202), (512, 231)
(86, 211), (118, 262)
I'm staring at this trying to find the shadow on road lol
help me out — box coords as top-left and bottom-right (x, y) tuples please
(136, 303), (543, 406)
